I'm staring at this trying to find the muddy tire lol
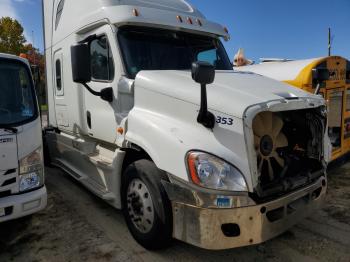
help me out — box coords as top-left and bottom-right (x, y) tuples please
(122, 159), (172, 250)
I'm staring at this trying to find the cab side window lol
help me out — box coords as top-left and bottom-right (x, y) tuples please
(90, 36), (114, 81)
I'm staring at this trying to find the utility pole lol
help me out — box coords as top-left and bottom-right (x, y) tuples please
(328, 27), (331, 57)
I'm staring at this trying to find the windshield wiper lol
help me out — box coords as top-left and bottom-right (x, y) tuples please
(0, 126), (18, 134)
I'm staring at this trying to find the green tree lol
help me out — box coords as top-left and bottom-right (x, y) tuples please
(0, 17), (27, 55)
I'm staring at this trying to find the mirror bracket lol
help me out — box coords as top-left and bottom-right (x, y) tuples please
(197, 84), (215, 128)
(82, 83), (113, 102)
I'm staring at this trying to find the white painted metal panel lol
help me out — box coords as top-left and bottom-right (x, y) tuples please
(236, 58), (323, 81)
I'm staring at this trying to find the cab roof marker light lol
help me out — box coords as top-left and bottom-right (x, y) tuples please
(224, 27), (229, 34)
(187, 17), (193, 25)
(132, 8), (139, 17)
(176, 15), (183, 23)
(196, 19), (202, 26)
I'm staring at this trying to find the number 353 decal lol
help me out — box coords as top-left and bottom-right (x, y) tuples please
(216, 116), (234, 125)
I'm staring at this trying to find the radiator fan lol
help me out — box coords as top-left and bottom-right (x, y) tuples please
(253, 112), (288, 180)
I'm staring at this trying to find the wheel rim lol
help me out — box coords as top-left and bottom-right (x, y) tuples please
(127, 178), (155, 233)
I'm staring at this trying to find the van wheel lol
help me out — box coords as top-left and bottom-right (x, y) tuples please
(122, 160), (172, 250)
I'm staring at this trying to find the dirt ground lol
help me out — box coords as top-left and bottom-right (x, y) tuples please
(0, 162), (349, 262)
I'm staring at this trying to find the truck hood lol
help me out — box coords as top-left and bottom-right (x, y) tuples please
(135, 70), (321, 118)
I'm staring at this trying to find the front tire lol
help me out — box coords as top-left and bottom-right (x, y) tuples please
(122, 160), (173, 250)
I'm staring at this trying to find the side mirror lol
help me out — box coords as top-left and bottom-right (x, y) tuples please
(312, 68), (330, 83)
(100, 87), (114, 102)
(191, 61), (215, 85)
(71, 44), (91, 83)
(70, 43), (114, 103)
(312, 68), (330, 95)
(191, 61), (215, 129)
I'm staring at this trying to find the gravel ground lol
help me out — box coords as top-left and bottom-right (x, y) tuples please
(0, 162), (349, 262)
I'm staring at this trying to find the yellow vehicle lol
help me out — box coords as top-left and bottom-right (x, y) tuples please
(238, 56), (350, 160)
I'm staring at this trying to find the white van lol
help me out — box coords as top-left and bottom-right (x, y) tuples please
(43, 0), (330, 250)
(0, 53), (47, 222)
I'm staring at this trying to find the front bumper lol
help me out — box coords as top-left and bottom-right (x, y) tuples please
(168, 177), (326, 250)
(0, 186), (47, 223)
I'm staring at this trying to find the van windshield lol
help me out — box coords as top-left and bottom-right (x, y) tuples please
(118, 26), (232, 79)
(0, 59), (37, 126)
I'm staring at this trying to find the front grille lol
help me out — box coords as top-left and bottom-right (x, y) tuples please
(0, 190), (11, 198)
(250, 170), (325, 203)
(1, 177), (16, 187)
(0, 169), (18, 197)
(4, 169), (16, 176)
(252, 108), (326, 199)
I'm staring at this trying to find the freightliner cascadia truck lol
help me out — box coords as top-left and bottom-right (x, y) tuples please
(0, 53), (47, 222)
(43, 0), (330, 250)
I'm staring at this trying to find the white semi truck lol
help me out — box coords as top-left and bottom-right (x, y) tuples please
(0, 53), (47, 222)
(43, 0), (330, 250)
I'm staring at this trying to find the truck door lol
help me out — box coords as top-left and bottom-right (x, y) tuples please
(82, 25), (119, 143)
(53, 49), (69, 128)
(64, 25), (121, 190)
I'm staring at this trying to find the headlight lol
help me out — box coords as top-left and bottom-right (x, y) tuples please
(19, 147), (44, 192)
(187, 152), (248, 192)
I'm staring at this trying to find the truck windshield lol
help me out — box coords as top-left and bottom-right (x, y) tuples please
(118, 26), (233, 79)
(0, 59), (37, 126)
